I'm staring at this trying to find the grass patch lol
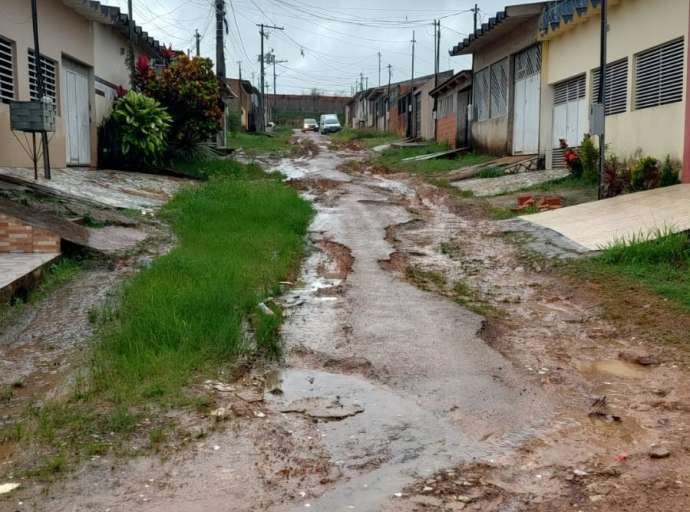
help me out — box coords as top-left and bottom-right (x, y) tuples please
(227, 127), (294, 157)
(331, 128), (399, 148)
(90, 159), (313, 405)
(478, 167), (506, 179)
(511, 174), (597, 195)
(374, 144), (492, 175)
(580, 230), (690, 310)
(405, 265), (446, 291)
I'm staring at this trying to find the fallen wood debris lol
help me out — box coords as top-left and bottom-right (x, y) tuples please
(401, 147), (468, 162)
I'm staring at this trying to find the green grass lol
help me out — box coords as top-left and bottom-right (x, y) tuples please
(581, 230), (690, 310)
(375, 144), (492, 174)
(227, 127), (294, 157)
(478, 167), (506, 179)
(510, 174), (597, 195)
(90, 160), (313, 404)
(331, 128), (399, 148)
(173, 158), (268, 180)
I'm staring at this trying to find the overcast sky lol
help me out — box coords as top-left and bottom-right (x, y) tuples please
(104, 0), (521, 95)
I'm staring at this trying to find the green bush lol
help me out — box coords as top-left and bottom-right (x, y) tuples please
(660, 155), (681, 187)
(109, 91), (171, 167)
(630, 156), (660, 191)
(580, 134), (599, 182)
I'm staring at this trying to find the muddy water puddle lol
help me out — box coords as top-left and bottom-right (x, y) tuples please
(578, 359), (650, 379)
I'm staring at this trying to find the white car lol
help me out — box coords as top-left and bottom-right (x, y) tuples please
(319, 114), (341, 134)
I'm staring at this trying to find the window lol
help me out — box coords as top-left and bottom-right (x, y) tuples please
(0, 36), (14, 104)
(438, 93), (455, 117)
(489, 58), (509, 117)
(553, 74), (586, 106)
(473, 67), (490, 121)
(592, 58), (628, 116)
(28, 48), (57, 103)
(634, 38), (685, 110)
(552, 74), (587, 151)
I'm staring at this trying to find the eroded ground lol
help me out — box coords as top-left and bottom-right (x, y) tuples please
(3, 133), (690, 511)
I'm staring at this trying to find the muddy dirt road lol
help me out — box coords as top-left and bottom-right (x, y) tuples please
(7, 133), (690, 511)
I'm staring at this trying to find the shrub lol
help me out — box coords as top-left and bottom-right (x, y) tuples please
(602, 155), (626, 198)
(630, 156), (660, 191)
(138, 54), (223, 155)
(580, 134), (599, 182)
(660, 155), (681, 187)
(104, 91), (171, 168)
(560, 138), (583, 178)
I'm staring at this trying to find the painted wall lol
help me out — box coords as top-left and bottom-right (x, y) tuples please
(93, 23), (130, 125)
(416, 79), (436, 140)
(471, 18), (541, 155)
(684, 3), (690, 183)
(0, 0), (96, 168)
(540, 0), (689, 170)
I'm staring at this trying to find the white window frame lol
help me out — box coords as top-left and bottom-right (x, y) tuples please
(28, 48), (58, 105)
(0, 35), (15, 104)
(634, 37), (685, 111)
(591, 58), (628, 116)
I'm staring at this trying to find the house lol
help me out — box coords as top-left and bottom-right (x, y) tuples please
(450, 2), (548, 156)
(0, 0), (165, 169)
(226, 78), (260, 132)
(430, 70), (473, 149)
(537, 0), (689, 176)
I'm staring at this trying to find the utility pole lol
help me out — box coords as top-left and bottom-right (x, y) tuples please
(377, 51), (382, 87)
(386, 64), (392, 132)
(195, 28), (201, 57)
(272, 52), (288, 124)
(237, 60), (243, 128)
(127, 0), (135, 81)
(365, 77), (368, 90)
(473, 4), (479, 32)
(215, 0), (226, 79)
(30, 0), (51, 179)
(410, 30), (416, 86)
(597, 0), (608, 200)
(433, 20), (440, 140)
(257, 24), (284, 131)
(360, 72), (364, 92)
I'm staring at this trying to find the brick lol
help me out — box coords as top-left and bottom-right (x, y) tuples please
(517, 195), (535, 208)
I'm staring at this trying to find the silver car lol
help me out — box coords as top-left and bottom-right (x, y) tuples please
(319, 114), (341, 134)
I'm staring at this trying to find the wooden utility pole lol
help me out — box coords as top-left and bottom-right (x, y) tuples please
(195, 28), (201, 57)
(360, 72), (364, 92)
(272, 53), (287, 123)
(30, 0), (51, 179)
(127, 0), (135, 81)
(473, 4), (479, 32)
(216, 0), (226, 79)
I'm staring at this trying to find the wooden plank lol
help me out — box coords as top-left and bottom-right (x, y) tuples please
(401, 147), (467, 162)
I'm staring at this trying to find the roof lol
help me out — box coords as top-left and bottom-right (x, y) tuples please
(61, 0), (167, 57)
(539, 0), (601, 40)
(430, 70), (473, 97)
(450, 2), (547, 56)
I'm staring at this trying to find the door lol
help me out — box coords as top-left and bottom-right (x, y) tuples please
(63, 60), (91, 166)
(414, 93), (422, 138)
(456, 90), (470, 148)
(551, 74), (587, 166)
(512, 45), (541, 154)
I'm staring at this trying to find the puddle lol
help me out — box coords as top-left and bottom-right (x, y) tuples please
(578, 360), (649, 379)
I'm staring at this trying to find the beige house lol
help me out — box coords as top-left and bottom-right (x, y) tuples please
(539, 0), (689, 171)
(0, 0), (165, 169)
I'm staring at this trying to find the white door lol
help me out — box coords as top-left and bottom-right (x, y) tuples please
(551, 74), (587, 149)
(64, 62), (91, 166)
(513, 45), (541, 154)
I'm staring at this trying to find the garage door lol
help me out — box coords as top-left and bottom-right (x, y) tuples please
(512, 45), (541, 154)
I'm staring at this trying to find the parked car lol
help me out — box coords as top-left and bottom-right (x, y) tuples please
(319, 114), (341, 134)
(302, 118), (319, 132)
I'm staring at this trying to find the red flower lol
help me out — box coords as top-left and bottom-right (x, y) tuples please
(162, 45), (175, 61)
(136, 55), (150, 76)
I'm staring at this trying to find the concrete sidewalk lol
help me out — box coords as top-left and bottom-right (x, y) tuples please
(521, 184), (690, 250)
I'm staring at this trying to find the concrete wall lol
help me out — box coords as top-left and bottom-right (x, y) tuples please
(271, 94), (351, 117)
(540, 0), (689, 170)
(471, 18), (540, 155)
(416, 79), (436, 140)
(93, 23), (130, 125)
(0, 0), (97, 168)
(685, 4), (690, 183)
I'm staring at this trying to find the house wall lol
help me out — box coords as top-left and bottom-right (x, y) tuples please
(416, 79), (436, 140)
(684, 4), (690, 183)
(0, 0), (97, 168)
(540, 0), (689, 171)
(471, 18), (540, 155)
(436, 112), (458, 148)
(0, 213), (60, 253)
(93, 23), (131, 125)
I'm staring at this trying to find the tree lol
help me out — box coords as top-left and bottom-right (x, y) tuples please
(136, 54), (223, 154)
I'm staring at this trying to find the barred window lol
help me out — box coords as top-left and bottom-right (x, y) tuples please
(634, 38), (685, 110)
(592, 58), (628, 115)
(28, 48), (57, 103)
(473, 67), (490, 121)
(0, 36), (14, 104)
(553, 74), (586, 105)
(489, 58), (508, 118)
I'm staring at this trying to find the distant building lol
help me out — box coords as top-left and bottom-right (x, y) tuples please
(430, 70), (473, 149)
